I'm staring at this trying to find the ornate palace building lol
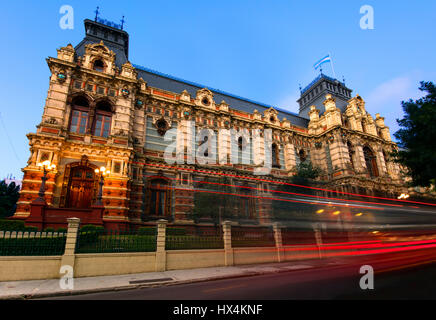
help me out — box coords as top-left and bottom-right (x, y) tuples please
(13, 18), (406, 229)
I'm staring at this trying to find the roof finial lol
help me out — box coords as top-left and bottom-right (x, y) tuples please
(299, 84), (302, 94)
(320, 66), (323, 76)
(342, 75), (346, 84)
(121, 15), (125, 30)
(94, 6), (100, 22)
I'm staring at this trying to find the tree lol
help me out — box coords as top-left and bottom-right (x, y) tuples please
(290, 161), (323, 185)
(393, 81), (436, 189)
(271, 162), (323, 222)
(0, 180), (20, 218)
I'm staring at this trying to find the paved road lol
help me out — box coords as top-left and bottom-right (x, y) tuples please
(47, 248), (436, 300)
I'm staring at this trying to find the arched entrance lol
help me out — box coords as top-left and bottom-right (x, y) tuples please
(66, 166), (96, 208)
(59, 155), (99, 208)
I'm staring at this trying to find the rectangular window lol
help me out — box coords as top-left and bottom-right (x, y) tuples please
(74, 81), (82, 89)
(94, 114), (111, 137)
(70, 110), (88, 134)
(108, 89), (115, 97)
(97, 87), (105, 95)
(113, 161), (122, 174)
(87, 84), (93, 92)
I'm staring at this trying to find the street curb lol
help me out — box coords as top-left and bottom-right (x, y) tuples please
(0, 265), (317, 300)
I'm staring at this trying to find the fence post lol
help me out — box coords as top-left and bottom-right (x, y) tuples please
(222, 220), (234, 266)
(273, 222), (284, 262)
(155, 219), (167, 272)
(60, 217), (80, 278)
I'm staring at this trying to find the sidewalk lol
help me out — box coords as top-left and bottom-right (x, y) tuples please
(0, 258), (346, 300)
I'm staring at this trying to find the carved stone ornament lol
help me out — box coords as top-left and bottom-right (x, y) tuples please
(183, 110), (191, 120)
(154, 118), (169, 136)
(121, 87), (130, 97)
(135, 99), (143, 109)
(57, 71), (67, 83)
(45, 117), (58, 125)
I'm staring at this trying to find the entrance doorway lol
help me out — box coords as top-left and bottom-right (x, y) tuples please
(66, 166), (96, 208)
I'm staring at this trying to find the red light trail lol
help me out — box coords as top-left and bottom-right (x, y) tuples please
(131, 161), (436, 207)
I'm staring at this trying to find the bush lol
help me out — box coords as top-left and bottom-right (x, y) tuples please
(137, 227), (156, 235)
(0, 219), (25, 231)
(44, 227), (55, 232)
(24, 226), (38, 232)
(57, 228), (67, 233)
(80, 225), (104, 232)
(167, 227), (187, 236)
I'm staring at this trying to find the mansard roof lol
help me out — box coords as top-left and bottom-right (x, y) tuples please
(134, 64), (309, 128)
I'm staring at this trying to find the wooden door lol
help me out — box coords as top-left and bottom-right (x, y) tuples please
(67, 166), (95, 208)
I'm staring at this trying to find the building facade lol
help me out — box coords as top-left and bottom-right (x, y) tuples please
(13, 19), (406, 229)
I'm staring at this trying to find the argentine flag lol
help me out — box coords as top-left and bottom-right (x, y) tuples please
(313, 54), (332, 70)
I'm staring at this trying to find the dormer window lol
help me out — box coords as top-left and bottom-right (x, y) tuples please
(93, 59), (105, 72)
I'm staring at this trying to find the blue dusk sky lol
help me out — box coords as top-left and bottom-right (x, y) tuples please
(0, 0), (435, 179)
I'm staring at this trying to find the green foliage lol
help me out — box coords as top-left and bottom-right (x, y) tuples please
(167, 227), (187, 236)
(137, 226), (156, 235)
(271, 162), (322, 222)
(0, 219), (25, 231)
(56, 228), (67, 232)
(44, 227), (55, 232)
(80, 224), (104, 232)
(290, 162), (323, 185)
(24, 226), (38, 232)
(0, 236), (67, 256)
(0, 180), (20, 218)
(393, 81), (436, 189)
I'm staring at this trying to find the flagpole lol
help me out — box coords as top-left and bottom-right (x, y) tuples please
(328, 52), (337, 79)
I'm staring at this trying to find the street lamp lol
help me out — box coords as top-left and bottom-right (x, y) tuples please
(94, 166), (110, 206)
(36, 160), (56, 202)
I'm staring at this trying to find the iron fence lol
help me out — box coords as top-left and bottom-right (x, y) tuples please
(75, 229), (157, 253)
(231, 226), (275, 247)
(0, 231), (67, 256)
(165, 225), (224, 250)
(281, 228), (317, 245)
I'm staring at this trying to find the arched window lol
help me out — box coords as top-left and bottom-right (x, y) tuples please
(272, 143), (280, 168)
(69, 96), (90, 134)
(147, 178), (170, 216)
(363, 146), (379, 177)
(93, 101), (112, 138)
(347, 142), (355, 169)
(93, 59), (105, 72)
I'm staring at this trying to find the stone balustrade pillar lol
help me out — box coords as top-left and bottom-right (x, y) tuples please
(222, 220), (234, 266)
(60, 217), (80, 278)
(155, 219), (168, 272)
